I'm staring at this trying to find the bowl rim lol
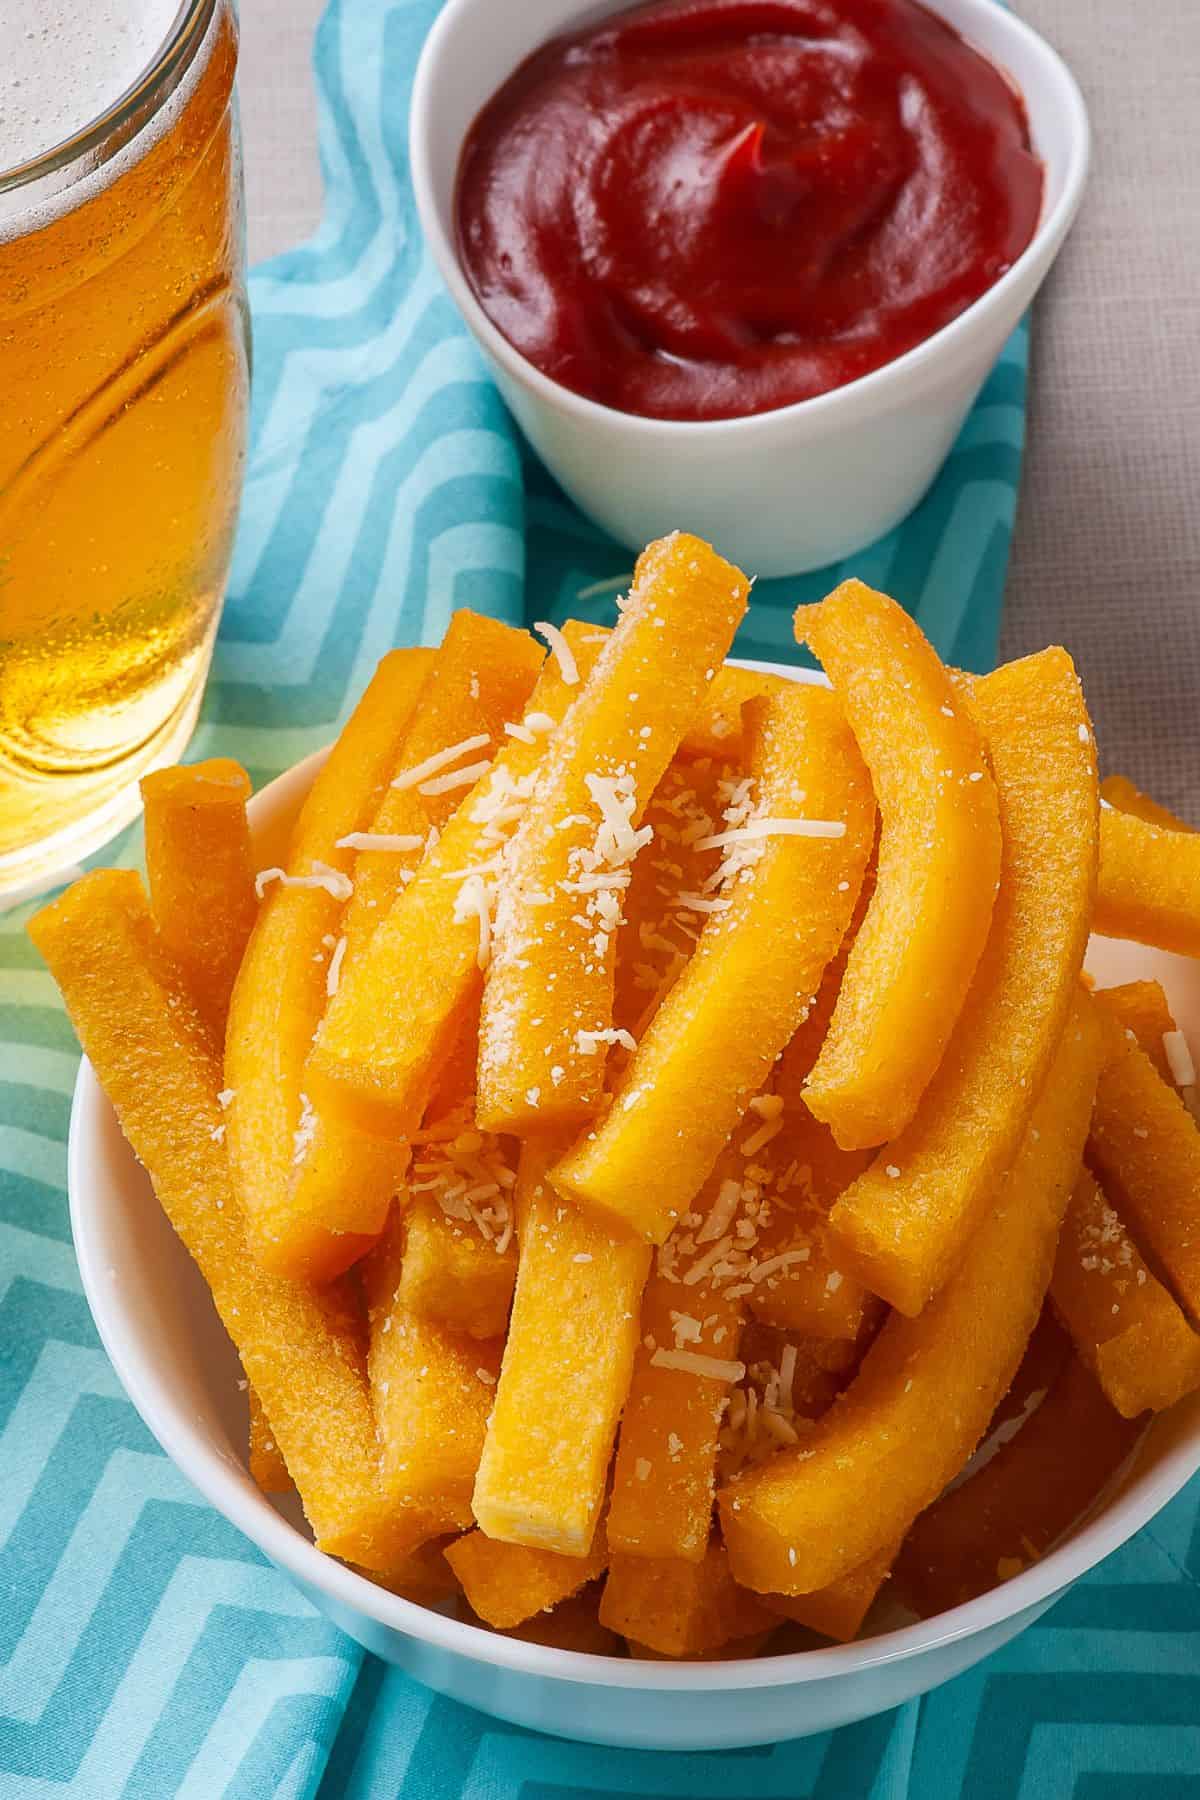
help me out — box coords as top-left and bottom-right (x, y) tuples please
(409, 0), (1091, 439)
(67, 658), (1200, 1695)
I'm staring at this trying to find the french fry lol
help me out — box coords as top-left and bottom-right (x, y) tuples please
(284, 614), (543, 1260)
(1093, 979), (1179, 1085)
(247, 1385), (291, 1494)
(1067, 985), (1200, 1411)
(29, 872), (424, 1569)
(391, 1040), (519, 1340)
(720, 993), (1100, 1595)
(224, 648), (431, 1280)
(826, 648), (1098, 1313)
(472, 1137), (651, 1555)
(363, 1215), (502, 1533)
(677, 664), (797, 761)
(364, 1007), (512, 1344)
(608, 1265), (745, 1563)
(339, 610), (544, 951)
(496, 1587), (619, 1655)
(761, 1541), (898, 1643)
(1101, 774), (1194, 834)
(1051, 1169), (1200, 1416)
(141, 757), (257, 1044)
(554, 685), (874, 1242)
(755, 1317), (1065, 1641)
(895, 1354), (1142, 1616)
(363, 1540), (461, 1605)
(795, 581), (1002, 1149)
(458, 1585), (618, 1653)
(599, 1542), (774, 1658)
(1087, 1001), (1200, 1326)
(398, 1197), (517, 1341)
(1095, 803), (1200, 955)
(305, 625), (603, 1138)
(445, 1522), (609, 1629)
(477, 532), (749, 1134)
(142, 759), (281, 1467)
(274, 1112), (406, 1284)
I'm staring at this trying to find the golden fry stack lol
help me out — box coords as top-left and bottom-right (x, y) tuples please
(31, 531), (1200, 1658)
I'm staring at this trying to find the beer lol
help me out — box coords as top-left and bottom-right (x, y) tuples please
(0, 0), (249, 895)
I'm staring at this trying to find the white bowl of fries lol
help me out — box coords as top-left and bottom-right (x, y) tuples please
(48, 541), (1200, 1750)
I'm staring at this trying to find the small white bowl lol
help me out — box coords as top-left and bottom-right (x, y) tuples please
(68, 663), (1200, 1751)
(409, 0), (1089, 577)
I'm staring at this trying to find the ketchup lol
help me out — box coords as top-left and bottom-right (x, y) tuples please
(456, 0), (1042, 421)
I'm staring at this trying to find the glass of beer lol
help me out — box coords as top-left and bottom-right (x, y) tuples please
(0, 0), (249, 899)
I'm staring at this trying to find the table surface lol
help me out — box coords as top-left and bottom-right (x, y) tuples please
(239, 0), (1200, 816)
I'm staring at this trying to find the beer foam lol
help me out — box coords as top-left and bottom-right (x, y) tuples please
(0, 0), (182, 176)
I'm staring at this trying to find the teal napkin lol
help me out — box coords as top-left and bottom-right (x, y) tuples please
(4, 2), (1198, 1795)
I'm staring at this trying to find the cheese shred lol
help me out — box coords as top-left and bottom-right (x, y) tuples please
(532, 619), (580, 687)
(650, 1348), (747, 1382)
(390, 733), (491, 792)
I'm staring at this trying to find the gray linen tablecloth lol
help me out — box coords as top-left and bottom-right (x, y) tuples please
(239, 0), (1200, 815)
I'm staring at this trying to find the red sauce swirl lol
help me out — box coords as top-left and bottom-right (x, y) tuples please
(456, 0), (1043, 421)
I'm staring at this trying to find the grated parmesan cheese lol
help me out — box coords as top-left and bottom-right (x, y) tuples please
(778, 1342), (797, 1399)
(255, 860), (352, 902)
(292, 1094), (318, 1166)
(1164, 1029), (1197, 1088)
(741, 1114), (784, 1156)
(696, 818), (846, 849)
(418, 760), (492, 797)
(408, 1103), (516, 1254)
(452, 874), (493, 970)
(669, 1311), (703, 1346)
(574, 1026), (637, 1055)
(584, 772), (652, 866)
(747, 1248), (812, 1284)
(335, 831), (425, 853)
(651, 1347), (746, 1382)
(681, 1234), (736, 1287)
(696, 1178), (743, 1246)
(325, 935), (348, 998)
(532, 620), (580, 686)
(391, 733), (491, 792)
(717, 1335), (813, 1479)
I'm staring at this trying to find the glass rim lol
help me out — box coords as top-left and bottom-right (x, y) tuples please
(0, 0), (216, 195)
